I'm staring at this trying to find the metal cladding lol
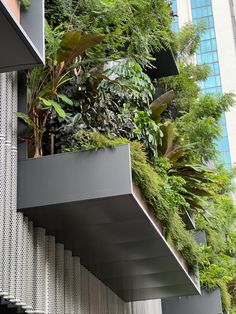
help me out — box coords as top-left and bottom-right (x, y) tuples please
(162, 289), (223, 314)
(0, 0), (44, 73)
(144, 49), (179, 80)
(18, 145), (200, 302)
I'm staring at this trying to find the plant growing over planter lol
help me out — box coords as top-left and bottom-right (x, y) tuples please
(20, 0), (30, 9)
(17, 24), (105, 157)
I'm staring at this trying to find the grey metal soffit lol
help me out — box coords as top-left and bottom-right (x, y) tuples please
(162, 288), (223, 314)
(0, 1), (44, 73)
(18, 144), (200, 302)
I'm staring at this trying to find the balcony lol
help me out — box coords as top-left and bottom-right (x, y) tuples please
(18, 144), (200, 301)
(0, 0), (44, 73)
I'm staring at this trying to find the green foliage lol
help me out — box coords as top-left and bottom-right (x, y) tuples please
(134, 110), (163, 159)
(199, 245), (236, 310)
(158, 22), (236, 310)
(45, 0), (69, 27)
(45, 0), (173, 66)
(15, 112), (34, 127)
(195, 166), (236, 311)
(40, 4), (236, 310)
(102, 60), (155, 106)
(150, 90), (175, 123)
(158, 23), (211, 119)
(172, 22), (207, 62)
(53, 59), (158, 156)
(63, 130), (128, 152)
(159, 62), (210, 113)
(20, 0), (30, 9)
(19, 23), (104, 157)
(64, 131), (198, 267)
(176, 93), (235, 162)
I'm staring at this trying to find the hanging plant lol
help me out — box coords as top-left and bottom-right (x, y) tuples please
(20, 0), (30, 9)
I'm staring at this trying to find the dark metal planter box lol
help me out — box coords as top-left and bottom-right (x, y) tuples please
(162, 288), (223, 314)
(18, 144), (200, 301)
(144, 49), (179, 79)
(0, 0), (44, 73)
(182, 210), (195, 230)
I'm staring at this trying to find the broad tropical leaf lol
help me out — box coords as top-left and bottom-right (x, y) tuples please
(50, 100), (66, 118)
(40, 98), (66, 118)
(40, 97), (52, 107)
(58, 32), (105, 64)
(15, 112), (34, 127)
(57, 94), (73, 106)
(150, 90), (175, 122)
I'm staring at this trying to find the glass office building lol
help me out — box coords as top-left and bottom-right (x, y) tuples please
(171, 0), (179, 31)
(172, 0), (232, 169)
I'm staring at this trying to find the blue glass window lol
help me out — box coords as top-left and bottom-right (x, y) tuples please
(200, 28), (216, 40)
(172, 0), (177, 11)
(191, 0), (211, 8)
(192, 6), (212, 18)
(208, 16), (214, 27)
(215, 75), (221, 86)
(205, 76), (216, 88)
(220, 115), (227, 125)
(204, 52), (217, 63)
(171, 0), (179, 31)
(203, 87), (217, 94)
(216, 137), (230, 151)
(211, 39), (217, 51)
(191, 0), (231, 168)
(200, 40), (212, 53)
(209, 63), (220, 75)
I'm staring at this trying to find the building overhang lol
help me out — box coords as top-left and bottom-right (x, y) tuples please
(0, 0), (44, 73)
(18, 144), (200, 302)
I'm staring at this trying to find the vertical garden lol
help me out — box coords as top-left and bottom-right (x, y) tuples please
(18, 0), (236, 312)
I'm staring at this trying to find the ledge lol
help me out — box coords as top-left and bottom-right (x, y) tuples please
(18, 144), (200, 301)
(0, 0), (44, 73)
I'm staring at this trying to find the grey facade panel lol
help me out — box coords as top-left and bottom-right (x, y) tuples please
(20, 0), (45, 61)
(144, 50), (179, 79)
(18, 146), (200, 302)
(0, 1), (44, 73)
(18, 145), (133, 208)
(182, 210), (195, 230)
(162, 288), (223, 314)
(195, 230), (207, 245)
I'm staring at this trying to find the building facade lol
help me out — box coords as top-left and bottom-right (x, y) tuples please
(0, 0), (201, 313)
(173, 0), (236, 169)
